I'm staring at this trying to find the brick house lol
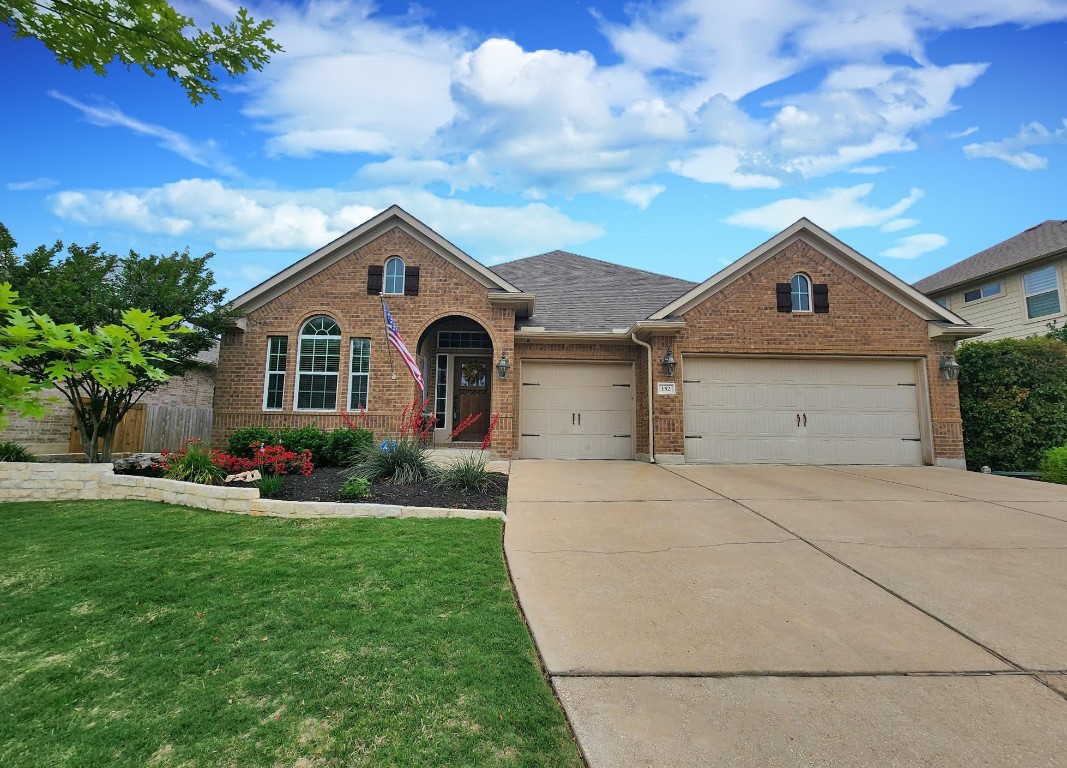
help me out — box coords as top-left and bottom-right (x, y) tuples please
(214, 206), (986, 467)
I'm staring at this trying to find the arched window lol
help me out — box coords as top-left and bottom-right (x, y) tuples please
(791, 273), (811, 312)
(384, 256), (405, 295)
(296, 315), (341, 410)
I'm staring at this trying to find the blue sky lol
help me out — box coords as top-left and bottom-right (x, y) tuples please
(3, 1), (1067, 299)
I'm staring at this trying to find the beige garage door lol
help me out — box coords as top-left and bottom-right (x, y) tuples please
(519, 362), (634, 459)
(682, 357), (923, 465)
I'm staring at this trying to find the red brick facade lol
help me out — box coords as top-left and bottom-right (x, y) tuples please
(215, 221), (966, 466)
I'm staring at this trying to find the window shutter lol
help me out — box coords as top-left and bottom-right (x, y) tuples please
(813, 283), (829, 313)
(404, 266), (420, 296)
(776, 283), (792, 312)
(367, 265), (383, 294)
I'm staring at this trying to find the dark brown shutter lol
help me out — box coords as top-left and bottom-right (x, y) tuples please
(813, 283), (829, 313)
(404, 266), (420, 296)
(776, 282), (792, 312)
(367, 265), (383, 294)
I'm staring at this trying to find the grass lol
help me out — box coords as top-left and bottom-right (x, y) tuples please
(0, 501), (581, 767)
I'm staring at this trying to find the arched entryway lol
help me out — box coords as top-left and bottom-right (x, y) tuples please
(417, 316), (495, 444)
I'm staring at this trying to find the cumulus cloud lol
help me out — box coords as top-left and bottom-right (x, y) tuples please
(227, 1), (1067, 203)
(881, 217), (919, 232)
(48, 179), (604, 261)
(963, 119), (1067, 170)
(881, 233), (949, 259)
(48, 90), (240, 176)
(724, 183), (924, 231)
(949, 126), (979, 139)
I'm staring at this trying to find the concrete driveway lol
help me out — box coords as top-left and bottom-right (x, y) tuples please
(505, 461), (1067, 767)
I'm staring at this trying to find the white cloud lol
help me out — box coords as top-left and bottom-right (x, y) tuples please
(724, 183), (924, 231)
(669, 146), (781, 189)
(48, 179), (604, 262)
(949, 126), (979, 139)
(6, 177), (57, 191)
(881, 233), (948, 259)
(241, 1), (468, 157)
(849, 166), (890, 175)
(881, 217), (918, 232)
(621, 184), (667, 209)
(48, 90), (240, 176)
(963, 119), (1067, 170)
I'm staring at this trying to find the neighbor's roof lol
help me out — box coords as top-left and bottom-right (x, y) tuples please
(914, 220), (1067, 295)
(491, 251), (696, 332)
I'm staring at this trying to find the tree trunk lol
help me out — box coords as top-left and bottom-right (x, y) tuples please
(101, 431), (115, 463)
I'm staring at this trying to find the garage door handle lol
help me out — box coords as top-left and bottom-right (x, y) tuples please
(572, 412), (575, 425)
(685, 435), (702, 439)
(803, 413), (807, 427)
(578, 413), (581, 426)
(797, 413), (801, 427)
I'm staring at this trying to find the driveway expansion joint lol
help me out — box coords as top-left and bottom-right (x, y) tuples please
(509, 539), (797, 555)
(549, 669), (1048, 680)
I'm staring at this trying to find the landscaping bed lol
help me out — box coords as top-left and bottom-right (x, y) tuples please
(114, 464), (509, 511)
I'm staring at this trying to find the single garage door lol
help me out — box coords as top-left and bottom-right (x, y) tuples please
(682, 357), (923, 465)
(519, 362), (634, 459)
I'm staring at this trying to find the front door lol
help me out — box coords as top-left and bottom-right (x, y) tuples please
(453, 357), (491, 441)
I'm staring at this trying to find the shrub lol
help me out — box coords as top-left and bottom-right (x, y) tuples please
(163, 440), (226, 485)
(256, 474), (285, 498)
(324, 427), (374, 467)
(1040, 445), (1067, 484)
(212, 444), (313, 477)
(431, 452), (498, 493)
(0, 442), (35, 462)
(348, 437), (432, 484)
(957, 338), (1067, 471)
(339, 476), (371, 500)
(276, 425), (329, 465)
(227, 427), (277, 459)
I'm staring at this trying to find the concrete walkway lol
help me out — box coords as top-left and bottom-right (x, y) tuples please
(505, 461), (1067, 767)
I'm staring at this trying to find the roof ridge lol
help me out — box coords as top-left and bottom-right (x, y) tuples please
(494, 250), (695, 284)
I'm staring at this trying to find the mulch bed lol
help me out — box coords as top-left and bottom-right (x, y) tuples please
(115, 465), (508, 511)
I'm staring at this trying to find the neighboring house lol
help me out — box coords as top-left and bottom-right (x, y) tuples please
(914, 220), (1067, 341)
(0, 344), (217, 454)
(214, 206), (987, 467)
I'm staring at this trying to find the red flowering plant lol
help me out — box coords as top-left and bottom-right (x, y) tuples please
(161, 438), (312, 486)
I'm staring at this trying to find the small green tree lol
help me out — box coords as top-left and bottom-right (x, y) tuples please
(1, 0), (281, 105)
(957, 337), (1067, 471)
(0, 284), (46, 430)
(0, 289), (184, 462)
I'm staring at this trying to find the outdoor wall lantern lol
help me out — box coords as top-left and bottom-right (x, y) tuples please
(496, 353), (510, 380)
(662, 348), (677, 378)
(939, 354), (960, 381)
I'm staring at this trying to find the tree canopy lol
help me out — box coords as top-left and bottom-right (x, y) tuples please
(1, 0), (282, 104)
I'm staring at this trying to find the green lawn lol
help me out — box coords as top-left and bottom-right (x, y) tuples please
(0, 501), (581, 767)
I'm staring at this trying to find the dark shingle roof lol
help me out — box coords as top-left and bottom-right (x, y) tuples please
(491, 251), (696, 332)
(914, 220), (1067, 294)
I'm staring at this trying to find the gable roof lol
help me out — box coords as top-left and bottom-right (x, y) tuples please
(913, 220), (1067, 295)
(229, 205), (522, 314)
(491, 250), (696, 332)
(650, 218), (969, 327)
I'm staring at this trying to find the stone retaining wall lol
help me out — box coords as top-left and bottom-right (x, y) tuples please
(0, 463), (504, 521)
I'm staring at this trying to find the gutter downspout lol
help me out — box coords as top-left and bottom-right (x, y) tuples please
(631, 332), (655, 463)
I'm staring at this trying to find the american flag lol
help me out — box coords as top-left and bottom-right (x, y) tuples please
(382, 300), (425, 392)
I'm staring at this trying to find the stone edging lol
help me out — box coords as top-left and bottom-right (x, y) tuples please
(0, 463), (505, 521)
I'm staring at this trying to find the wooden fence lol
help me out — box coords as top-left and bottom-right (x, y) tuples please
(69, 404), (212, 454)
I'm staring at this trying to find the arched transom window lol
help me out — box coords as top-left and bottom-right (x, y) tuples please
(296, 315), (341, 410)
(791, 273), (811, 312)
(384, 256), (405, 295)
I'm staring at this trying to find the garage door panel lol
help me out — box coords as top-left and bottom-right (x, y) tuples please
(683, 357), (923, 465)
(520, 362), (634, 460)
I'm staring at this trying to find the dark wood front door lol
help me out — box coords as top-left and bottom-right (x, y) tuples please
(453, 357), (490, 441)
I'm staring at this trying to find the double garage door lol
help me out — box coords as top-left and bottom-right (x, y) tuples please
(519, 362), (634, 459)
(682, 357), (924, 465)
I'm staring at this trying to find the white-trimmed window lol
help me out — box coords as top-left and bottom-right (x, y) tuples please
(791, 273), (811, 312)
(296, 316), (341, 410)
(384, 256), (405, 295)
(1024, 265), (1061, 319)
(434, 354), (448, 429)
(935, 296), (949, 309)
(963, 282), (1002, 303)
(349, 338), (371, 410)
(263, 336), (288, 410)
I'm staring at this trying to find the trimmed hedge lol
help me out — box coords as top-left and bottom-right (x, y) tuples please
(226, 425), (374, 468)
(957, 337), (1067, 471)
(1040, 445), (1067, 485)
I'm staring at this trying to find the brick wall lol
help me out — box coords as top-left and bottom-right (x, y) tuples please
(213, 226), (517, 456)
(657, 238), (964, 463)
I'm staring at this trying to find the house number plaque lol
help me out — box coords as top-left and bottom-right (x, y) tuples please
(657, 382), (676, 396)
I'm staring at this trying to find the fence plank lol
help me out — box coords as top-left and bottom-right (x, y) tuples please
(144, 405), (212, 452)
